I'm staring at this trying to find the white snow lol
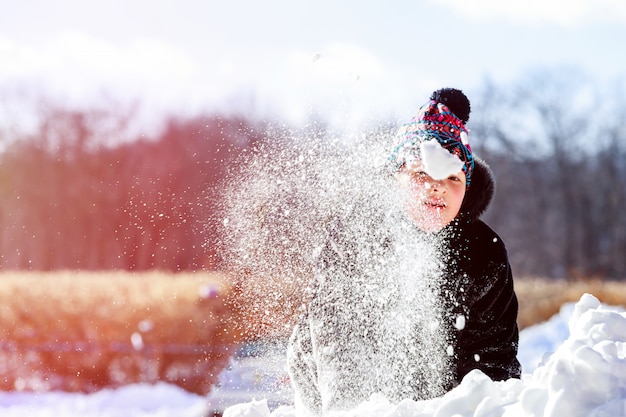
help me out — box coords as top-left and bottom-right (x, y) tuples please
(0, 382), (208, 417)
(0, 293), (624, 417)
(454, 314), (466, 331)
(419, 140), (465, 180)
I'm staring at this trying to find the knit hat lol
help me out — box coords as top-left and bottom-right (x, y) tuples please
(389, 88), (474, 188)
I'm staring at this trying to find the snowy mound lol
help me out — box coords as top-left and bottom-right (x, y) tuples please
(224, 294), (626, 417)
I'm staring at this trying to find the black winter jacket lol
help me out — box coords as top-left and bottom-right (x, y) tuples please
(287, 158), (521, 416)
(439, 158), (521, 386)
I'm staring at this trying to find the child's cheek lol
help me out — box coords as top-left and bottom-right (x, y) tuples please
(395, 173), (411, 188)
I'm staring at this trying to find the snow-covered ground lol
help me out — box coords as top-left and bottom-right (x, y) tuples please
(0, 293), (624, 417)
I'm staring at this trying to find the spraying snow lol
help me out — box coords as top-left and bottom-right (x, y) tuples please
(217, 123), (523, 416)
(217, 127), (457, 407)
(217, 127), (399, 335)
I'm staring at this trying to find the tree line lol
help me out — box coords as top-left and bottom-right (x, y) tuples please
(0, 100), (260, 271)
(471, 70), (626, 279)
(0, 69), (625, 279)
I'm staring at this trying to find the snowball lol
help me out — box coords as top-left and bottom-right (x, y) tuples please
(419, 140), (464, 180)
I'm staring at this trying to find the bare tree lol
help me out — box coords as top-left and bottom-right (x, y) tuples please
(475, 70), (626, 279)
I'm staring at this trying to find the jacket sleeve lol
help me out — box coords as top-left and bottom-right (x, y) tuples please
(286, 222), (375, 415)
(450, 225), (522, 384)
(287, 311), (323, 416)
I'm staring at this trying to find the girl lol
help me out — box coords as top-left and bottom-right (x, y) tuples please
(287, 88), (521, 416)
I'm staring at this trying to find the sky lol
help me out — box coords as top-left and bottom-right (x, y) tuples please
(1, 0), (626, 133)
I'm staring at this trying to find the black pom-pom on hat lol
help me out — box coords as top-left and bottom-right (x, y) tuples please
(430, 88), (471, 124)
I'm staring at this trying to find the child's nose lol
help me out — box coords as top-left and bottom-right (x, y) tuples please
(429, 179), (445, 192)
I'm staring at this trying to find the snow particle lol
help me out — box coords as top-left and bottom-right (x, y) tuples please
(454, 314), (466, 330)
(138, 319), (154, 333)
(199, 283), (219, 299)
(474, 353), (480, 362)
(460, 131), (470, 146)
(131, 332), (144, 351)
(446, 345), (454, 356)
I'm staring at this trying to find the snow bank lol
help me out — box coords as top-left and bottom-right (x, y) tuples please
(0, 382), (208, 417)
(224, 294), (626, 417)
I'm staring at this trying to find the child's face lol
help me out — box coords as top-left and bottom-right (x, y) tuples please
(396, 161), (467, 232)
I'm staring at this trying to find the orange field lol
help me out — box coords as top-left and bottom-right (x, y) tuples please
(0, 271), (623, 395)
(514, 277), (626, 329)
(0, 271), (237, 395)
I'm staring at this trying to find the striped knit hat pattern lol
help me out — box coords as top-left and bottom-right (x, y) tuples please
(389, 88), (474, 187)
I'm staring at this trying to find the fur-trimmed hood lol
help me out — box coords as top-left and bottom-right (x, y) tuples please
(459, 157), (495, 222)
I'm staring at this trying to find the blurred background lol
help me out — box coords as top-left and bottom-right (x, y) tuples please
(1, 0), (626, 276)
(1, 0), (626, 403)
